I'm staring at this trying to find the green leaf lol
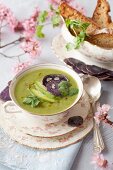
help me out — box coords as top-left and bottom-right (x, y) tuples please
(73, 32), (86, 49)
(31, 99), (40, 107)
(65, 19), (90, 50)
(34, 99), (40, 106)
(74, 36), (83, 48)
(36, 25), (45, 38)
(79, 31), (86, 38)
(69, 88), (79, 96)
(50, 4), (54, 11)
(23, 95), (40, 108)
(58, 81), (70, 97)
(74, 38), (80, 49)
(65, 19), (71, 28)
(68, 20), (82, 29)
(51, 14), (61, 27)
(23, 97), (32, 104)
(38, 10), (48, 23)
(81, 23), (90, 30)
(66, 42), (75, 51)
(55, 9), (60, 15)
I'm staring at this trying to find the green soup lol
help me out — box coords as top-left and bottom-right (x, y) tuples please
(14, 68), (78, 115)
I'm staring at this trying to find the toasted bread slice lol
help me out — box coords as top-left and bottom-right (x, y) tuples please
(107, 22), (113, 32)
(86, 33), (113, 48)
(59, 2), (100, 35)
(92, 0), (111, 28)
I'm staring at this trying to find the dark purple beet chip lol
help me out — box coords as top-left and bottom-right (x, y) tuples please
(64, 58), (80, 68)
(80, 64), (89, 74)
(0, 80), (12, 102)
(43, 74), (68, 86)
(76, 62), (85, 71)
(64, 58), (113, 81)
(73, 66), (82, 74)
(8, 80), (12, 86)
(76, 62), (87, 74)
(0, 86), (11, 102)
(46, 80), (61, 96)
(106, 70), (113, 77)
(68, 116), (83, 127)
(86, 65), (107, 76)
(104, 77), (113, 81)
(96, 74), (110, 80)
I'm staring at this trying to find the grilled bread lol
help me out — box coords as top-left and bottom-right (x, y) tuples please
(60, 2), (113, 49)
(86, 33), (113, 48)
(59, 2), (100, 35)
(92, 0), (111, 28)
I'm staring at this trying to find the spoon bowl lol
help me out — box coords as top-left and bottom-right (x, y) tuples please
(82, 75), (101, 102)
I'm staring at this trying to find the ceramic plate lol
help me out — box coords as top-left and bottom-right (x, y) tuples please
(1, 91), (91, 137)
(52, 34), (113, 71)
(0, 100), (93, 150)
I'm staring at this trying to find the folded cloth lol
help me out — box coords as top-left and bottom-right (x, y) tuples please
(0, 129), (82, 170)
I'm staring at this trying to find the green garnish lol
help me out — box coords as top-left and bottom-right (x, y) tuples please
(38, 10), (48, 23)
(49, 4), (54, 11)
(69, 88), (79, 96)
(65, 43), (75, 51)
(51, 14), (61, 27)
(58, 81), (79, 97)
(36, 6), (61, 38)
(36, 10), (48, 38)
(36, 25), (45, 38)
(65, 19), (90, 50)
(58, 81), (70, 96)
(23, 95), (40, 108)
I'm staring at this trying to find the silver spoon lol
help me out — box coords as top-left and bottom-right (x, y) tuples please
(82, 75), (105, 153)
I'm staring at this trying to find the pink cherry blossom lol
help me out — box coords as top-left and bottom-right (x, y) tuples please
(31, 7), (40, 21)
(20, 38), (41, 58)
(22, 7), (39, 38)
(22, 18), (36, 38)
(14, 22), (24, 32)
(91, 153), (109, 169)
(6, 10), (19, 31)
(94, 104), (111, 124)
(48, 11), (54, 18)
(0, 3), (9, 21)
(0, 3), (19, 31)
(101, 104), (111, 113)
(94, 115), (101, 125)
(13, 61), (31, 74)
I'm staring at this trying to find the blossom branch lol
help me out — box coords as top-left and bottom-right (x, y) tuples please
(0, 52), (25, 59)
(99, 113), (113, 127)
(0, 37), (24, 48)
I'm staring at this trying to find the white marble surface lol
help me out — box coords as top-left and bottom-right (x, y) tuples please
(0, 0), (113, 170)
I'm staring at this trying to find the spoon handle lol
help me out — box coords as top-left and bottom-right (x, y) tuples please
(93, 121), (105, 153)
(92, 102), (105, 153)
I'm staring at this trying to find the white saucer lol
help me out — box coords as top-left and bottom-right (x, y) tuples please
(1, 91), (91, 137)
(52, 34), (113, 71)
(0, 99), (93, 150)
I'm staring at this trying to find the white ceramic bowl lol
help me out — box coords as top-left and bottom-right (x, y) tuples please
(61, 24), (113, 63)
(3, 64), (83, 126)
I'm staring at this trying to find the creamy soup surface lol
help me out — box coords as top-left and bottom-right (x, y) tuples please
(15, 68), (79, 115)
